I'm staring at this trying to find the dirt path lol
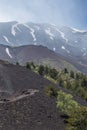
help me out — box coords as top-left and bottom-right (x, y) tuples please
(0, 89), (39, 103)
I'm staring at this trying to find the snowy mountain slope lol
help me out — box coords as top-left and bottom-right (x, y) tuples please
(0, 21), (87, 67)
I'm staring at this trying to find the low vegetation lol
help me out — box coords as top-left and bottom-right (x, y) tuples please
(44, 85), (87, 130)
(44, 85), (58, 97)
(57, 69), (87, 101)
(25, 62), (87, 101)
(57, 91), (80, 116)
(57, 91), (87, 130)
(17, 62), (87, 130)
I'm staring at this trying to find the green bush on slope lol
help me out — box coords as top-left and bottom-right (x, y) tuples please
(56, 91), (80, 116)
(25, 62), (87, 101)
(44, 85), (58, 97)
(56, 91), (87, 130)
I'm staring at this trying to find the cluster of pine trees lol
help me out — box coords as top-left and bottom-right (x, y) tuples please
(57, 68), (87, 101)
(25, 62), (87, 101)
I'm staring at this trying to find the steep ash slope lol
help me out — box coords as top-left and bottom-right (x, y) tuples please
(0, 91), (65, 130)
(0, 60), (66, 130)
(0, 60), (86, 130)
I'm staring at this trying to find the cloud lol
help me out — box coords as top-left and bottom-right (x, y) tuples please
(0, 0), (86, 29)
(0, 0), (35, 22)
(0, 0), (75, 23)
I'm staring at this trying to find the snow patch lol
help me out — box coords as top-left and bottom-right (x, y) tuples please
(23, 24), (36, 41)
(55, 28), (68, 42)
(61, 46), (65, 50)
(75, 41), (78, 43)
(53, 47), (56, 51)
(3, 36), (10, 44)
(6, 48), (12, 58)
(71, 27), (87, 33)
(83, 48), (86, 50)
(81, 48), (86, 52)
(45, 28), (54, 40)
(83, 53), (86, 56)
(61, 46), (70, 53)
(11, 23), (21, 36)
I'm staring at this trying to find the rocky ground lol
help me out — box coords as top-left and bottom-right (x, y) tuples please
(0, 60), (65, 130)
(0, 90), (66, 130)
(0, 60), (86, 130)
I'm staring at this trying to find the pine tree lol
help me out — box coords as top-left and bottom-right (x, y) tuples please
(38, 65), (44, 76)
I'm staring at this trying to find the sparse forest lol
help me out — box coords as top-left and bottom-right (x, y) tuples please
(26, 62), (87, 101)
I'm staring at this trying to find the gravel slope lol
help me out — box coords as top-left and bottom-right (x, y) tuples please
(0, 60), (65, 130)
(0, 60), (86, 130)
(0, 91), (65, 130)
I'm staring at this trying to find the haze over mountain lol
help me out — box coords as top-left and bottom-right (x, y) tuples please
(0, 21), (87, 73)
(0, 0), (87, 29)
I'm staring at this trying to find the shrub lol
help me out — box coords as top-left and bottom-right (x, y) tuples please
(30, 62), (35, 69)
(49, 68), (58, 80)
(44, 66), (49, 76)
(63, 68), (68, 73)
(56, 90), (87, 130)
(65, 80), (72, 90)
(67, 107), (87, 130)
(38, 65), (45, 76)
(56, 91), (80, 116)
(16, 62), (19, 66)
(70, 71), (74, 78)
(57, 77), (64, 87)
(44, 85), (58, 97)
(26, 62), (31, 69)
(81, 77), (87, 87)
(76, 87), (86, 99)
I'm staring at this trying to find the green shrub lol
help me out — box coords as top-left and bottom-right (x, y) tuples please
(26, 62), (31, 69)
(57, 77), (64, 87)
(38, 65), (45, 76)
(49, 68), (58, 80)
(44, 85), (58, 97)
(30, 62), (35, 69)
(16, 62), (19, 66)
(56, 90), (87, 130)
(70, 71), (74, 78)
(44, 66), (49, 75)
(67, 107), (87, 130)
(56, 91), (80, 116)
(76, 87), (86, 99)
(63, 68), (68, 73)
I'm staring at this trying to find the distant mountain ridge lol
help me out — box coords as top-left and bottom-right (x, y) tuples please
(0, 44), (77, 71)
(0, 21), (87, 130)
(0, 44), (87, 74)
(0, 21), (87, 70)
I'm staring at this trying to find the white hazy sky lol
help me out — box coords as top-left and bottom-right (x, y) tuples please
(0, 0), (87, 29)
